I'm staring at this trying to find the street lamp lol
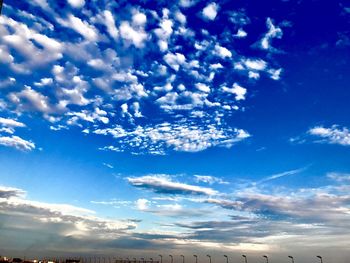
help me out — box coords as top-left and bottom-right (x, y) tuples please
(263, 256), (268, 263)
(316, 256), (323, 263)
(181, 255), (185, 263)
(169, 255), (173, 263)
(159, 255), (163, 263)
(150, 258), (153, 263)
(207, 255), (211, 263)
(242, 255), (247, 263)
(288, 256), (294, 263)
(193, 255), (198, 263)
(224, 255), (228, 263)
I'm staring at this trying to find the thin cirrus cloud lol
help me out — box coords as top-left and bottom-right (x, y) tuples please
(127, 175), (218, 196)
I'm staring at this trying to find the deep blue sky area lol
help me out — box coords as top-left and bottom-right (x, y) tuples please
(0, 0), (350, 259)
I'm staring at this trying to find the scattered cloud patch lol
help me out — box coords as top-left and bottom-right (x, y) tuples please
(194, 175), (229, 185)
(260, 18), (283, 50)
(308, 125), (350, 146)
(202, 3), (219, 21)
(0, 135), (35, 151)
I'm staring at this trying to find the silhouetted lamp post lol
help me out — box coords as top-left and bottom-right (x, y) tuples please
(0, 0), (3, 14)
(288, 256), (294, 263)
(242, 255), (247, 263)
(169, 255), (173, 263)
(316, 256), (323, 263)
(263, 256), (268, 263)
(150, 258), (153, 263)
(193, 255), (198, 263)
(181, 255), (185, 263)
(159, 255), (163, 263)
(207, 255), (211, 263)
(223, 255), (228, 263)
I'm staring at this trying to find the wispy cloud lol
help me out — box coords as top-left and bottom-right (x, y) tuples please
(257, 166), (309, 184)
(127, 174), (218, 195)
(194, 175), (229, 185)
(308, 125), (350, 146)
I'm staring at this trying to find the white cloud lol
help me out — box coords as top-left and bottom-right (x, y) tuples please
(269, 68), (282, 80)
(67, 108), (109, 125)
(95, 122), (249, 154)
(0, 117), (25, 127)
(154, 17), (173, 52)
(195, 83), (211, 93)
(8, 86), (64, 114)
(243, 59), (267, 71)
(260, 18), (283, 50)
(119, 21), (148, 48)
(194, 175), (229, 185)
(61, 15), (99, 41)
(258, 167), (308, 184)
(213, 44), (232, 59)
(67, 0), (85, 8)
(202, 3), (219, 21)
(234, 28), (247, 38)
(0, 135), (35, 151)
(34, 77), (53, 87)
(222, 83), (247, 100)
(132, 11), (147, 27)
(163, 52), (186, 71)
(0, 17), (63, 72)
(327, 172), (350, 182)
(128, 175), (218, 195)
(103, 10), (119, 40)
(308, 125), (350, 146)
(136, 198), (150, 210)
(175, 11), (187, 24)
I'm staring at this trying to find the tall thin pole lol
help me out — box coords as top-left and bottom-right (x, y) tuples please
(159, 255), (163, 263)
(263, 256), (268, 263)
(181, 255), (184, 263)
(316, 256), (323, 263)
(193, 255), (198, 263)
(224, 255), (228, 263)
(242, 255), (247, 263)
(206, 255), (211, 263)
(0, 0), (3, 15)
(169, 255), (173, 263)
(288, 256), (294, 263)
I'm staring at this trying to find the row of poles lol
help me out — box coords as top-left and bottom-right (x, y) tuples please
(74, 255), (324, 263)
(10, 255), (325, 263)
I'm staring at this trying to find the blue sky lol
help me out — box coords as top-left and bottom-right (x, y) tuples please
(0, 0), (350, 260)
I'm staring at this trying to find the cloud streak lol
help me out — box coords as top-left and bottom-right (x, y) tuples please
(128, 175), (218, 195)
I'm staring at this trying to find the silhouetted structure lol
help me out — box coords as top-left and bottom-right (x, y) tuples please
(0, 0), (3, 14)
(316, 256), (323, 263)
